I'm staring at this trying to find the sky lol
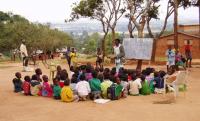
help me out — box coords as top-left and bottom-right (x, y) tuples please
(0, 0), (199, 23)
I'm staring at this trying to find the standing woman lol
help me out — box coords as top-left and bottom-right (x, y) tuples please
(96, 48), (103, 69)
(185, 40), (192, 68)
(113, 39), (125, 73)
(20, 39), (29, 71)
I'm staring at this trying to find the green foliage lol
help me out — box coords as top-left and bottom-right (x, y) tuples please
(0, 11), (73, 54)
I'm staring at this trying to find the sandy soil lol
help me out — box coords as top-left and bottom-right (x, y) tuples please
(0, 62), (200, 121)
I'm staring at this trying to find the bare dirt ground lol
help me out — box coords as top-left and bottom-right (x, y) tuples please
(0, 61), (200, 121)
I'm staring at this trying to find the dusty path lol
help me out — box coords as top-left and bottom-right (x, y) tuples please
(0, 62), (200, 121)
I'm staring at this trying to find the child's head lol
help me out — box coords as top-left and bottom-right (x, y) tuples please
(71, 47), (75, 52)
(57, 65), (62, 72)
(159, 70), (166, 78)
(15, 72), (21, 79)
(140, 75), (146, 82)
(114, 77), (121, 84)
(92, 71), (98, 78)
(79, 74), (86, 81)
(70, 66), (74, 72)
(110, 67), (116, 75)
(60, 69), (68, 80)
(97, 73), (104, 82)
(24, 76), (31, 82)
(53, 78), (59, 85)
(42, 75), (49, 82)
(104, 73), (110, 80)
(71, 74), (78, 83)
(64, 79), (70, 86)
(119, 74), (128, 82)
(86, 65), (92, 73)
(31, 74), (38, 80)
(35, 68), (42, 75)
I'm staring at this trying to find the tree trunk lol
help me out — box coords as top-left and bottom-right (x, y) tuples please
(128, 19), (134, 38)
(174, 0), (178, 50)
(101, 33), (107, 61)
(111, 28), (116, 44)
(151, 39), (157, 62)
(136, 29), (143, 71)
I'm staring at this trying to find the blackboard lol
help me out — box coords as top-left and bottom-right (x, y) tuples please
(123, 38), (153, 60)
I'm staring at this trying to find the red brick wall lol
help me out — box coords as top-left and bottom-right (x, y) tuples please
(156, 33), (200, 59)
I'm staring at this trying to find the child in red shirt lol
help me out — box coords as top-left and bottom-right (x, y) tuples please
(22, 76), (31, 95)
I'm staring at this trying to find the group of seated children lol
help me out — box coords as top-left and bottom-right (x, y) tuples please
(13, 64), (176, 103)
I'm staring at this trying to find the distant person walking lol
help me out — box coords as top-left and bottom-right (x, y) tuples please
(113, 39), (125, 73)
(96, 47), (103, 69)
(185, 40), (192, 68)
(65, 47), (71, 68)
(166, 45), (175, 72)
(20, 39), (29, 71)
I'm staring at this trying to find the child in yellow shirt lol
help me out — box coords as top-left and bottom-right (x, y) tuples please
(70, 48), (77, 67)
(61, 79), (79, 102)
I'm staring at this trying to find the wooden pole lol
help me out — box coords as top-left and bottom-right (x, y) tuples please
(174, 0), (178, 50)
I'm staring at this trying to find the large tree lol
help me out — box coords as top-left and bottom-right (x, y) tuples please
(68, 0), (126, 59)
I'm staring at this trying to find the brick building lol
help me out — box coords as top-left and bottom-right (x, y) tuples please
(156, 24), (200, 59)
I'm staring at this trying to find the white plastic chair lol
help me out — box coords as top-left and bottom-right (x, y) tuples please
(164, 71), (188, 99)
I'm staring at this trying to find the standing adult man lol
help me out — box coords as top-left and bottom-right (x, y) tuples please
(113, 39), (125, 73)
(20, 39), (29, 71)
(65, 47), (71, 68)
(185, 40), (192, 68)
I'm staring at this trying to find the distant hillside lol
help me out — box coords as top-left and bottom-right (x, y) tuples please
(50, 19), (199, 34)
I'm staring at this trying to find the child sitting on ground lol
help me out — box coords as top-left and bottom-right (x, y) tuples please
(75, 74), (91, 101)
(22, 76), (31, 95)
(70, 74), (78, 95)
(154, 71), (166, 94)
(53, 78), (61, 100)
(107, 77), (124, 100)
(59, 69), (68, 88)
(41, 75), (53, 97)
(30, 75), (41, 96)
(34, 68), (43, 82)
(119, 74), (129, 97)
(128, 75), (142, 96)
(85, 66), (93, 81)
(61, 79), (79, 102)
(12, 72), (23, 93)
(89, 71), (102, 100)
(140, 75), (151, 95)
(101, 73), (113, 98)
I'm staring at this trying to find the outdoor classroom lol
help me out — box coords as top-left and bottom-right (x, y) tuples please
(0, 0), (200, 121)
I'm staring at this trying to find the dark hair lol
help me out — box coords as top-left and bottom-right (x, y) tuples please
(24, 76), (31, 82)
(86, 65), (91, 73)
(97, 74), (104, 82)
(71, 74), (78, 83)
(115, 38), (121, 43)
(92, 71), (97, 78)
(140, 75), (146, 82)
(64, 79), (70, 86)
(119, 74), (128, 82)
(154, 71), (159, 78)
(42, 75), (48, 82)
(57, 65), (61, 70)
(110, 67), (116, 76)
(79, 74), (86, 81)
(15, 72), (21, 78)
(31, 74), (38, 80)
(159, 70), (166, 78)
(60, 69), (68, 80)
(104, 73), (110, 80)
(35, 68), (42, 75)
(53, 78), (58, 85)
(70, 66), (74, 71)
(104, 68), (110, 73)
